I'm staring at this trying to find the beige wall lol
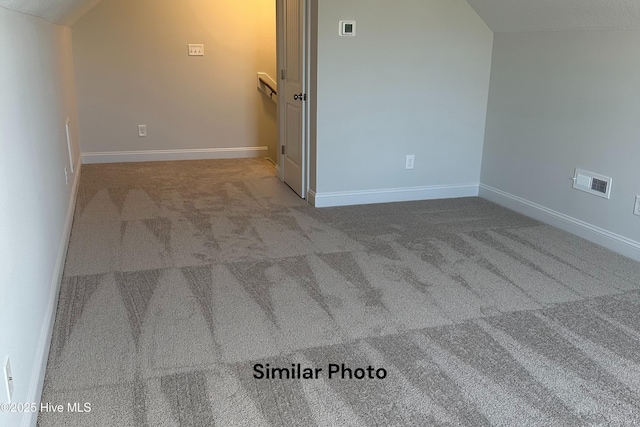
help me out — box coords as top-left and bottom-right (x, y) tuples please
(481, 31), (640, 260)
(313, 0), (493, 202)
(72, 0), (278, 162)
(0, 8), (80, 425)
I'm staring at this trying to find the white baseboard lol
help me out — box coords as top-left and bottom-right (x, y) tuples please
(82, 147), (268, 164)
(23, 163), (82, 427)
(311, 184), (479, 208)
(479, 184), (640, 262)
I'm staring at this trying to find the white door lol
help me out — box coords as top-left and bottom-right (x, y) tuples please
(279, 0), (306, 198)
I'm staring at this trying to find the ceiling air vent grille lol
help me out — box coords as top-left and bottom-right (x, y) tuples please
(572, 169), (612, 199)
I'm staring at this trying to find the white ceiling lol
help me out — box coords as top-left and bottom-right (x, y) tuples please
(1, 0), (640, 31)
(0, 0), (102, 26)
(466, 0), (640, 32)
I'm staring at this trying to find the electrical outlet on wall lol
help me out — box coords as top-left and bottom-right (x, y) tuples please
(4, 358), (14, 403)
(405, 155), (415, 170)
(138, 125), (147, 137)
(634, 196), (640, 217)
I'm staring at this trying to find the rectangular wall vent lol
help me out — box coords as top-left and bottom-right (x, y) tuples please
(572, 168), (612, 199)
(591, 178), (608, 194)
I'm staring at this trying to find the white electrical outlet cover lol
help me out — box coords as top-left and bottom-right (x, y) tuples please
(405, 155), (415, 170)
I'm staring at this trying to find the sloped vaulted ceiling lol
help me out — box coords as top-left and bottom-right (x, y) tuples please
(466, 0), (640, 32)
(1, 0), (640, 32)
(0, 0), (103, 26)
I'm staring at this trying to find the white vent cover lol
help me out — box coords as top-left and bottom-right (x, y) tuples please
(572, 168), (612, 199)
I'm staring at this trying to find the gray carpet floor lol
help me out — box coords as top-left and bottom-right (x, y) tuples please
(38, 158), (640, 426)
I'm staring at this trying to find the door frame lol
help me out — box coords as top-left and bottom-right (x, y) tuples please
(276, 0), (311, 200)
